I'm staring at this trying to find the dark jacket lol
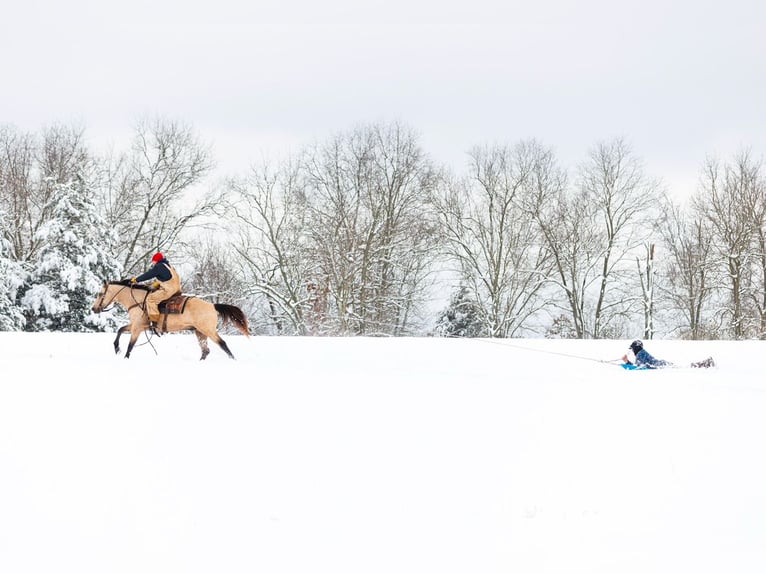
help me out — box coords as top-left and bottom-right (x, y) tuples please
(135, 259), (173, 283)
(634, 348), (671, 369)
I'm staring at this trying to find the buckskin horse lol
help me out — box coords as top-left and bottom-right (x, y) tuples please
(91, 280), (249, 360)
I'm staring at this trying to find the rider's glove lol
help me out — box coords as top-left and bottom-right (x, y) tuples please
(130, 277), (137, 284)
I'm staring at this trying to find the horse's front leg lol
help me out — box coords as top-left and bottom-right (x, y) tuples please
(114, 324), (130, 355)
(124, 324), (144, 359)
(124, 310), (149, 359)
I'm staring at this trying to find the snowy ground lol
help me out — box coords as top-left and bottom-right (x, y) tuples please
(1, 332), (765, 574)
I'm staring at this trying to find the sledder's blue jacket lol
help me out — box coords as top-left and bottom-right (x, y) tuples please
(633, 348), (671, 369)
(135, 259), (173, 283)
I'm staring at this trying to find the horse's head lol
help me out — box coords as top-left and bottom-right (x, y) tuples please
(91, 281), (109, 314)
(92, 280), (148, 314)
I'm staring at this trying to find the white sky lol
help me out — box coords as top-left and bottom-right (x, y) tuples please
(2, 0), (765, 197)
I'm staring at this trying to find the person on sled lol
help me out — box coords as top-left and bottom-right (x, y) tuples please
(622, 339), (714, 369)
(622, 339), (671, 369)
(130, 252), (182, 330)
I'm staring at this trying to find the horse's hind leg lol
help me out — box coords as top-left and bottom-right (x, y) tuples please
(216, 334), (235, 359)
(205, 329), (235, 359)
(114, 325), (130, 355)
(194, 329), (210, 361)
(197, 317), (236, 359)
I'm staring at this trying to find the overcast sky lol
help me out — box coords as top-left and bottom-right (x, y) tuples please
(2, 0), (765, 197)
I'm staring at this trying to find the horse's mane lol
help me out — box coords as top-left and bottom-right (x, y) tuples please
(108, 279), (153, 292)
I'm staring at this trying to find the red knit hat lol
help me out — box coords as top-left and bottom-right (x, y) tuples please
(151, 252), (164, 263)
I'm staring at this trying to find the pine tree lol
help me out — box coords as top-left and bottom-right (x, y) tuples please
(0, 209), (26, 331)
(20, 177), (123, 332)
(436, 286), (487, 337)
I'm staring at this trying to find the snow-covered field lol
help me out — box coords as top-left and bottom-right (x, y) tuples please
(1, 332), (764, 574)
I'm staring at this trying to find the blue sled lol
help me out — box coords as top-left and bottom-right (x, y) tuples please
(621, 363), (650, 370)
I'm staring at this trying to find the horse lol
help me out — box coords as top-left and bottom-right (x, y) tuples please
(91, 280), (249, 360)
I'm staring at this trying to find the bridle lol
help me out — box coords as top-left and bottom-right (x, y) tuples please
(95, 282), (147, 313)
(95, 283), (123, 312)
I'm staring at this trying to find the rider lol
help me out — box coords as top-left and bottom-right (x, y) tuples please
(130, 252), (182, 329)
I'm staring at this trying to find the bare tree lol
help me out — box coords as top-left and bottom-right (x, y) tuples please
(656, 197), (717, 339)
(97, 117), (217, 275)
(636, 243), (655, 339)
(693, 152), (762, 338)
(0, 125), (35, 261)
(302, 122), (441, 335)
(532, 178), (601, 338)
(226, 157), (316, 335)
(0, 123), (89, 262)
(534, 138), (660, 338)
(746, 159), (766, 339)
(225, 123), (439, 336)
(433, 140), (556, 337)
(183, 234), (249, 303)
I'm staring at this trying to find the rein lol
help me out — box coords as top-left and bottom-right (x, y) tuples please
(98, 282), (148, 313)
(126, 285), (148, 312)
(96, 283), (127, 312)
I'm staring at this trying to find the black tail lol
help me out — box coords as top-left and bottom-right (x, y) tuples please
(215, 303), (250, 336)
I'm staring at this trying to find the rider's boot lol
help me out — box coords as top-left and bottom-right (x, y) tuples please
(149, 314), (161, 336)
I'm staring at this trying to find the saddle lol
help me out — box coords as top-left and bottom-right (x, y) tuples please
(156, 293), (194, 333)
(158, 293), (193, 315)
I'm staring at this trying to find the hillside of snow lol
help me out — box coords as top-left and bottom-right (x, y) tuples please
(1, 332), (764, 573)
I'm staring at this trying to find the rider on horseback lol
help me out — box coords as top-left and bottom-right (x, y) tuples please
(130, 252), (182, 331)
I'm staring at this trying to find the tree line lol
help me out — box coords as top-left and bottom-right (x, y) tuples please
(1, 118), (765, 339)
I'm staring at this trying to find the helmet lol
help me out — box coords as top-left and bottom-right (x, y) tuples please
(151, 252), (164, 263)
(629, 339), (643, 354)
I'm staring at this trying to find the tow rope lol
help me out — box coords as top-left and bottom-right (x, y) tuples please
(466, 337), (624, 365)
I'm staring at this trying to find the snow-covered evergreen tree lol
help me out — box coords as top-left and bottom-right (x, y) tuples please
(20, 177), (123, 332)
(435, 286), (487, 337)
(0, 208), (26, 331)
